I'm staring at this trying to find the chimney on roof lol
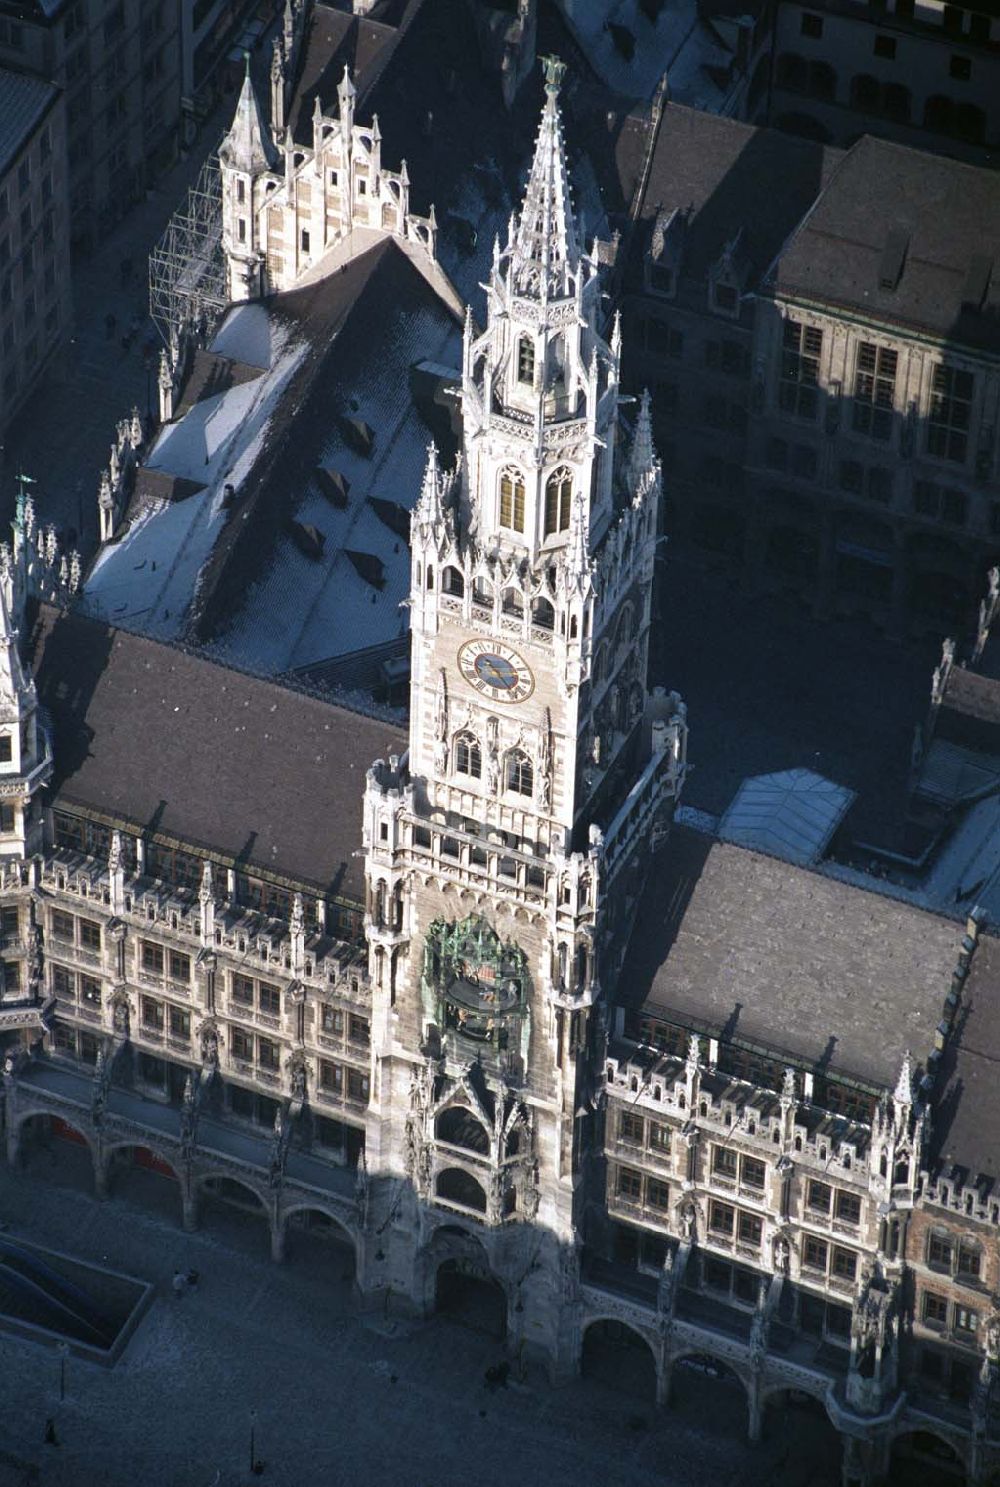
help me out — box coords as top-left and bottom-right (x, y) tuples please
(962, 254), (993, 312)
(878, 228), (909, 292)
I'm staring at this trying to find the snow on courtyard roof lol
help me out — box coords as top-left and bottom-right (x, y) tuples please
(81, 242), (460, 664)
(558, 0), (743, 111)
(83, 309), (307, 638)
(718, 768), (855, 867)
(205, 282), (461, 673)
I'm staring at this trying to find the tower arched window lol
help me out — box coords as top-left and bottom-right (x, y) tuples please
(517, 335), (535, 386)
(499, 468), (525, 533)
(443, 565), (464, 598)
(544, 467), (572, 536)
(505, 749), (534, 797)
(454, 733), (482, 779)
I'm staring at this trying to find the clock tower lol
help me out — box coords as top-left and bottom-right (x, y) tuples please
(361, 58), (687, 1374)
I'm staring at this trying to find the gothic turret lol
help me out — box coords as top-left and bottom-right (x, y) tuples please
(0, 550), (50, 860)
(459, 55), (618, 557)
(219, 59), (277, 302)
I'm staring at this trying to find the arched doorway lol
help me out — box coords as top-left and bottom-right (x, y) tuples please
(764, 1389), (842, 1480)
(581, 1319), (657, 1401)
(283, 1208), (356, 1287)
(106, 1145), (181, 1223)
(670, 1354), (748, 1439)
(435, 1258), (507, 1339)
(198, 1174), (270, 1257)
(16, 1113), (94, 1193)
(889, 1431), (966, 1485)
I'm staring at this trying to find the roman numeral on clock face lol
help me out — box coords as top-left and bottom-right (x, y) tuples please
(457, 640), (534, 704)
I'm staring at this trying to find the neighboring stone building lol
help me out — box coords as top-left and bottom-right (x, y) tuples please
(0, 0), (182, 251)
(619, 101), (1000, 639)
(4, 44), (1000, 1487)
(0, 66), (71, 438)
(755, 0), (999, 162)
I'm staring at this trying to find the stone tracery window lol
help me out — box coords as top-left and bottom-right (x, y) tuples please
(517, 334), (535, 386)
(499, 467), (525, 533)
(544, 466), (572, 536)
(436, 1105), (490, 1155)
(505, 748), (533, 796)
(454, 732), (482, 779)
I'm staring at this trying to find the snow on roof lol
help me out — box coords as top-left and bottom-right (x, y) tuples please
(83, 322), (308, 636)
(559, 0), (740, 111)
(207, 296), (461, 673)
(209, 301), (273, 369)
(718, 768), (855, 866)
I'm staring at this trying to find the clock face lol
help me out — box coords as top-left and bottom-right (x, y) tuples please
(458, 639), (534, 704)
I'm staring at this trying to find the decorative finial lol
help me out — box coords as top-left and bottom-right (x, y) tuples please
(541, 54), (566, 97)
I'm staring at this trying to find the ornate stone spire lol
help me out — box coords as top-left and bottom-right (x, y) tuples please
(414, 442), (443, 529)
(220, 57), (276, 175)
(893, 1050), (915, 1113)
(0, 576), (30, 713)
(509, 56), (579, 302)
(629, 387), (656, 485)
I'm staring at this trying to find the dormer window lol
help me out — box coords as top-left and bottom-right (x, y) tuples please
(517, 335), (535, 386)
(0, 734), (10, 763)
(236, 179), (245, 204)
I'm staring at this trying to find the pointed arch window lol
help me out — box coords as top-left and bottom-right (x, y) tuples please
(544, 467), (572, 536)
(499, 468), (525, 533)
(454, 733), (482, 779)
(517, 335), (535, 386)
(505, 748), (533, 797)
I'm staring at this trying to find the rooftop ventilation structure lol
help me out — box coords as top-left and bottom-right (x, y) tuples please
(367, 497), (410, 541)
(962, 254), (993, 312)
(878, 228), (909, 292)
(340, 418), (375, 456)
(346, 550), (386, 589)
(317, 467), (351, 508)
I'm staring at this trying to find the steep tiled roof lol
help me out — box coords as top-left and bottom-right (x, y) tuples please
(774, 133), (1000, 349)
(622, 824), (963, 1089)
(0, 65), (57, 174)
(27, 603), (405, 903)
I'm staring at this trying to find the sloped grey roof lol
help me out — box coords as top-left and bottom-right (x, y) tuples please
(931, 933), (1000, 1185)
(0, 65), (57, 174)
(774, 134), (1000, 350)
(719, 768), (854, 866)
(622, 825), (962, 1089)
(27, 603), (405, 903)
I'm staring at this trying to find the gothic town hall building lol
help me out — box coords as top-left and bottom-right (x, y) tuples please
(0, 49), (998, 1487)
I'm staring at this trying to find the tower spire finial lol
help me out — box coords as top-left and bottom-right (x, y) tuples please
(509, 58), (579, 303)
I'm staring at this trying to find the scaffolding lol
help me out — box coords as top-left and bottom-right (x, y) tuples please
(148, 150), (228, 347)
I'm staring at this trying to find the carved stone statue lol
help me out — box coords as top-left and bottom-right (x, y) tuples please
(112, 996), (129, 1039)
(200, 1022), (219, 1070)
(536, 708), (552, 812)
(486, 716), (499, 795)
(435, 668), (449, 775)
(773, 1234), (790, 1275)
(680, 1200), (696, 1243)
(288, 1052), (307, 1102)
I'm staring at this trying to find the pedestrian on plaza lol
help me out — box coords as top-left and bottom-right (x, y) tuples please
(105, 312), (116, 340)
(186, 1268), (199, 1289)
(172, 1269), (187, 1299)
(44, 1418), (59, 1446)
